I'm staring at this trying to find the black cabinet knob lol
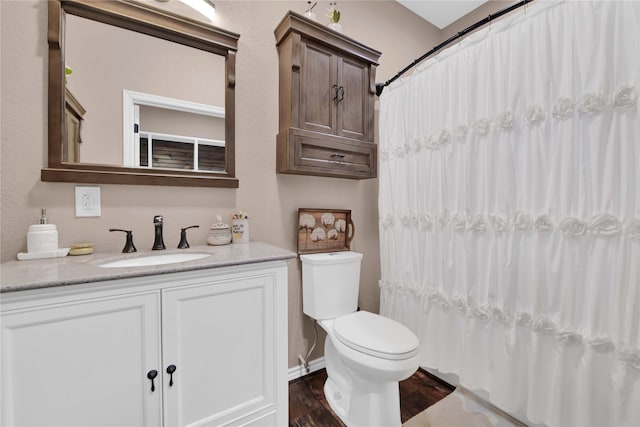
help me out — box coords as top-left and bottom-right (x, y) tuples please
(147, 369), (158, 392)
(166, 365), (177, 387)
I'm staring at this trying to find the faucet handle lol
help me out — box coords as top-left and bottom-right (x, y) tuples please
(178, 225), (199, 249)
(109, 229), (137, 253)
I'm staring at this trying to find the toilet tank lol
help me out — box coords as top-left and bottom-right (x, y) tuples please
(300, 251), (363, 320)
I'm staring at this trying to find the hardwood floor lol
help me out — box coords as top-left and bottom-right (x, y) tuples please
(289, 368), (455, 426)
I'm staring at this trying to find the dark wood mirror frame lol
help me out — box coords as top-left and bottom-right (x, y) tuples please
(43, 0), (240, 188)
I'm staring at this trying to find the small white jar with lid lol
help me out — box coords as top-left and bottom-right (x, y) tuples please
(207, 216), (231, 246)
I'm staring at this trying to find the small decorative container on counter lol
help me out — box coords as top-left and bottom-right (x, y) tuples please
(232, 211), (250, 243)
(27, 224), (58, 253)
(17, 208), (69, 260)
(207, 216), (232, 246)
(27, 208), (58, 253)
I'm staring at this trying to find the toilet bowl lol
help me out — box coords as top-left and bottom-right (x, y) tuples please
(319, 311), (420, 427)
(300, 252), (420, 427)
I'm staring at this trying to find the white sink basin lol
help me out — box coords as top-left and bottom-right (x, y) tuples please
(99, 252), (211, 268)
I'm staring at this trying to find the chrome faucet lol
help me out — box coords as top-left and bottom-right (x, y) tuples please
(152, 215), (166, 250)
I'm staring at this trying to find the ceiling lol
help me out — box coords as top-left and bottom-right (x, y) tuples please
(396, 1), (489, 29)
(147, 0), (491, 30)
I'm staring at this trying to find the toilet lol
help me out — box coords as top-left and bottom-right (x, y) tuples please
(300, 251), (420, 427)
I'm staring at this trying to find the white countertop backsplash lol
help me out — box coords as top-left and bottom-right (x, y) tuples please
(1, 242), (297, 293)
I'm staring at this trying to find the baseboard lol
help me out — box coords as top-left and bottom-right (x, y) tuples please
(288, 357), (326, 381)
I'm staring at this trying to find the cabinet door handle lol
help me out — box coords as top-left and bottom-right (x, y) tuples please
(332, 84), (339, 103)
(147, 369), (158, 392)
(166, 365), (177, 387)
(338, 86), (345, 103)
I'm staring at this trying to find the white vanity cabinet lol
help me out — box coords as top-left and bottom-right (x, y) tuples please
(1, 261), (288, 427)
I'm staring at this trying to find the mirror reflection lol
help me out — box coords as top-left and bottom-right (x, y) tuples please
(64, 13), (226, 171)
(44, 0), (239, 188)
(136, 105), (225, 171)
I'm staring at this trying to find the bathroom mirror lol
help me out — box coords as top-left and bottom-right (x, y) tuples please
(43, 0), (239, 187)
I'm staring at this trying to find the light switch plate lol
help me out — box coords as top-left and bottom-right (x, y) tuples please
(75, 185), (101, 217)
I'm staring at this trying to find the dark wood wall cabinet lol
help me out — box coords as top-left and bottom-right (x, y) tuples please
(274, 12), (381, 179)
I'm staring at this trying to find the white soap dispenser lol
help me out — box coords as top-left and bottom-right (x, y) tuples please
(27, 208), (59, 253)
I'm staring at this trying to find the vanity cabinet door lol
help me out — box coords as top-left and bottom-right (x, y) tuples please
(161, 267), (287, 426)
(1, 292), (163, 427)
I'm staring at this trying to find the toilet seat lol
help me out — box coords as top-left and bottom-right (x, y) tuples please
(333, 311), (419, 360)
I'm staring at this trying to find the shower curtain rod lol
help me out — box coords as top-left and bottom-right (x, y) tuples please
(376, 0), (533, 96)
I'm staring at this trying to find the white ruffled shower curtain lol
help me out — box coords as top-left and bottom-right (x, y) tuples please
(378, 2), (639, 426)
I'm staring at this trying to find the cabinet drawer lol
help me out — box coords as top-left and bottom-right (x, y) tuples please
(277, 128), (377, 179)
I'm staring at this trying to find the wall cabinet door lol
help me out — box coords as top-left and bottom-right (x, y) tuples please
(300, 39), (338, 135)
(1, 293), (162, 427)
(299, 39), (371, 142)
(337, 56), (371, 141)
(161, 270), (285, 426)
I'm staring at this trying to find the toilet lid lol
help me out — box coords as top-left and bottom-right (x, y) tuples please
(333, 311), (419, 360)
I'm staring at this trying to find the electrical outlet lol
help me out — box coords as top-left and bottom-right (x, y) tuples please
(75, 185), (101, 217)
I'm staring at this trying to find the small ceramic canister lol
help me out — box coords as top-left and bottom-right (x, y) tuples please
(207, 216), (232, 246)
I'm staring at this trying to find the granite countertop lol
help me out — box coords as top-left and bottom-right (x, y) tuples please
(0, 242), (297, 293)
